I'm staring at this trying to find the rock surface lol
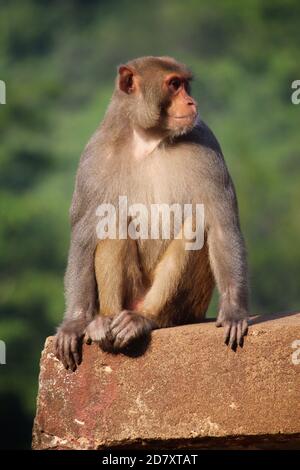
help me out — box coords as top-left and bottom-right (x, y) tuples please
(32, 312), (300, 450)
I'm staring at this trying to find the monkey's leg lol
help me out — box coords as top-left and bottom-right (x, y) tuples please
(167, 239), (215, 327)
(140, 236), (190, 321)
(86, 238), (153, 351)
(85, 238), (124, 351)
(109, 226), (196, 349)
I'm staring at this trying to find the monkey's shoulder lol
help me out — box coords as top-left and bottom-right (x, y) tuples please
(175, 121), (229, 171)
(173, 122), (235, 192)
(176, 120), (222, 154)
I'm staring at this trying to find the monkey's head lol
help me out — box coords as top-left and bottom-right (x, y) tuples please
(115, 56), (198, 137)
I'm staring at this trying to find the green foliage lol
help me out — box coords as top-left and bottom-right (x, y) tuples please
(0, 0), (299, 448)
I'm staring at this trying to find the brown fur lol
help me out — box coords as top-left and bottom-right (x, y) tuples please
(55, 56), (249, 370)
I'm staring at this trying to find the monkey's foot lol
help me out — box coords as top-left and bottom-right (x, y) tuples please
(55, 329), (84, 371)
(216, 316), (248, 350)
(85, 316), (114, 352)
(110, 310), (155, 351)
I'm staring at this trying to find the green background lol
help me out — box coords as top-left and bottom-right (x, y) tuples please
(0, 0), (299, 449)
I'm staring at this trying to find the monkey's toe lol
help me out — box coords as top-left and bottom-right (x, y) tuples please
(110, 310), (153, 351)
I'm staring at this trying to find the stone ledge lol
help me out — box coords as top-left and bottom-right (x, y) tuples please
(32, 312), (300, 450)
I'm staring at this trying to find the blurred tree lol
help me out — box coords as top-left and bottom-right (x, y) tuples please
(0, 0), (299, 448)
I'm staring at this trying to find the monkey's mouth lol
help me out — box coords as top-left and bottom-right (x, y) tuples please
(172, 114), (197, 120)
(170, 113), (198, 130)
(167, 113), (198, 134)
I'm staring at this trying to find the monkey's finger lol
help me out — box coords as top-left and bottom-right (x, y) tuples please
(105, 324), (115, 344)
(55, 334), (61, 360)
(242, 319), (248, 337)
(229, 324), (237, 349)
(59, 335), (69, 370)
(215, 319), (223, 328)
(111, 319), (132, 338)
(111, 316), (132, 337)
(113, 325), (137, 350)
(105, 317), (114, 340)
(71, 335), (81, 366)
(224, 322), (231, 344)
(237, 321), (243, 347)
(57, 333), (66, 364)
(111, 310), (131, 329)
(64, 335), (76, 371)
(101, 324), (115, 351)
(63, 335), (72, 370)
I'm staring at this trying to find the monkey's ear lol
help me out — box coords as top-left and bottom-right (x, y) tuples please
(118, 66), (136, 94)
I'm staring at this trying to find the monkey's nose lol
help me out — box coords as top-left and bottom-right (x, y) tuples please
(187, 96), (197, 108)
(188, 101), (197, 115)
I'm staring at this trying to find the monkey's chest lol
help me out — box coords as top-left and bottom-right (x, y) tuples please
(127, 157), (202, 206)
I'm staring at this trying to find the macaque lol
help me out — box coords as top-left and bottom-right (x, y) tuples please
(55, 56), (249, 371)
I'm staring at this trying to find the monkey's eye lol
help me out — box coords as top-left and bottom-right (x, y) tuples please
(184, 81), (191, 94)
(168, 78), (182, 92)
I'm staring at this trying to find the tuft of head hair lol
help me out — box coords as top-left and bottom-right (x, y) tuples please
(120, 56), (193, 81)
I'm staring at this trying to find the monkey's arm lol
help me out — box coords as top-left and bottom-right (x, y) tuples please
(205, 156), (249, 347)
(55, 161), (99, 370)
(55, 215), (98, 370)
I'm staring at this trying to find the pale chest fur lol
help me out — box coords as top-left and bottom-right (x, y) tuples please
(102, 141), (206, 208)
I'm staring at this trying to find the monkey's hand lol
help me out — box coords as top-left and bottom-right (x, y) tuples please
(85, 316), (115, 352)
(216, 308), (248, 349)
(55, 318), (86, 371)
(110, 310), (155, 351)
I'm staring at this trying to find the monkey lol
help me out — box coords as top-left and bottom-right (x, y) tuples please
(55, 56), (249, 371)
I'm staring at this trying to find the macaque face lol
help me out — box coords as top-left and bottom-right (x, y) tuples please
(117, 60), (198, 137)
(163, 74), (197, 135)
